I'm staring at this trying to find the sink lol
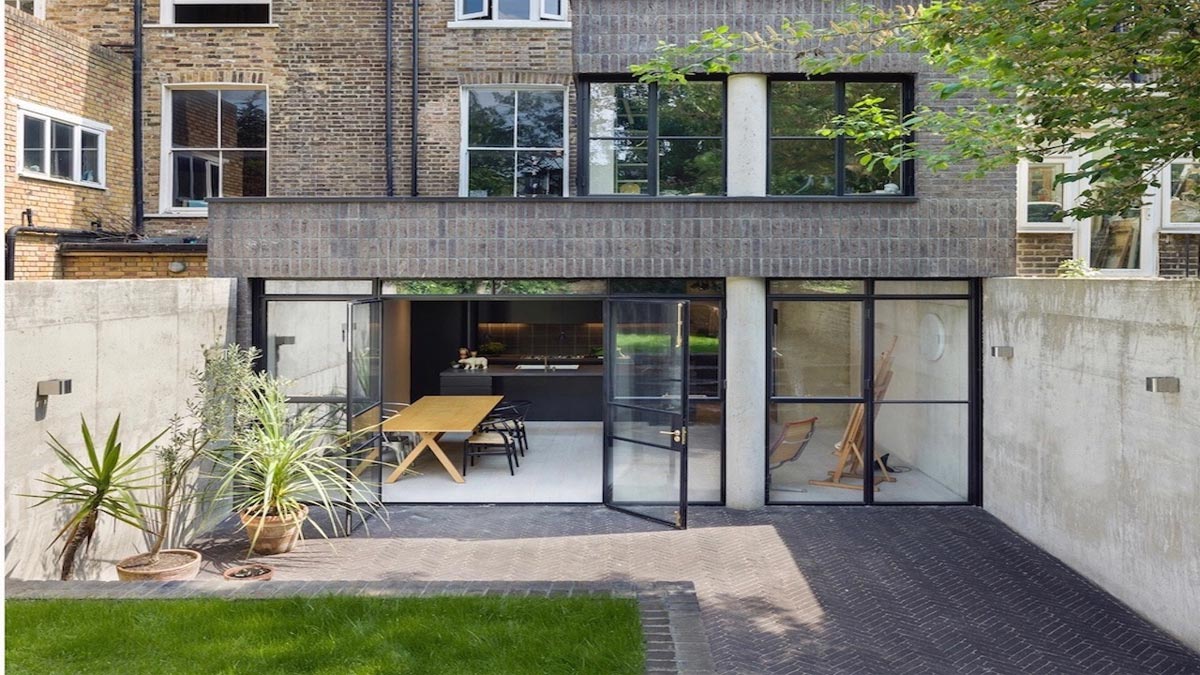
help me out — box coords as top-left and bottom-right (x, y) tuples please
(514, 364), (580, 371)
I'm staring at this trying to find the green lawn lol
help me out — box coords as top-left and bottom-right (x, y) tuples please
(6, 596), (644, 675)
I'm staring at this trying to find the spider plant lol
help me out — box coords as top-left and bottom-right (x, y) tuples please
(210, 371), (384, 554)
(27, 416), (164, 580)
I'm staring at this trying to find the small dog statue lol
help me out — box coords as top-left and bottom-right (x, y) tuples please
(458, 356), (488, 370)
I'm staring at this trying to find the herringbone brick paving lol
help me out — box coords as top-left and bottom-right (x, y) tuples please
(200, 506), (1200, 675)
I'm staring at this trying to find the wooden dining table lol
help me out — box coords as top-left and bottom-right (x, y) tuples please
(382, 395), (503, 484)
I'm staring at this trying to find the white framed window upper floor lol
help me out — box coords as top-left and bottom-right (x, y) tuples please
(15, 100), (109, 190)
(450, 0), (569, 28)
(460, 85), (568, 198)
(1018, 154), (1160, 275)
(158, 84), (268, 214)
(159, 0), (271, 26)
(5, 0), (46, 19)
(1160, 159), (1200, 234)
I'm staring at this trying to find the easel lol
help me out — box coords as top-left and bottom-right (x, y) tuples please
(809, 335), (898, 492)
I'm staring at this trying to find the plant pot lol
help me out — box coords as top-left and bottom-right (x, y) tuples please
(115, 549), (202, 581)
(238, 504), (308, 555)
(222, 564), (274, 582)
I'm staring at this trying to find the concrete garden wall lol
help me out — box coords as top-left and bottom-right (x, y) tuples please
(4, 278), (237, 580)
(983, 278), (1200, 651)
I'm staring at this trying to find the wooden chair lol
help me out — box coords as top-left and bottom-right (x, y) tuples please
(766, 416), (818, 494)
(809, 336), (898, 492)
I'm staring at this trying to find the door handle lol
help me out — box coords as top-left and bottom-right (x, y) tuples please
(658, 429), (685, 443)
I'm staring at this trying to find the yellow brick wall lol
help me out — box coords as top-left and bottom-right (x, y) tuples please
(60, 252), (208, 279)
(10, 232), (62, 280)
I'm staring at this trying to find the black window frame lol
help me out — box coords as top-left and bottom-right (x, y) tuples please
(578, 76), (728, 197)
(767, 74), (916, 198)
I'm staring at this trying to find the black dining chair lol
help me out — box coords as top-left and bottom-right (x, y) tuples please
(461, 427), (519, 476)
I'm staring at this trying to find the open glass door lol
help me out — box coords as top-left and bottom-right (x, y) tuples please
(604, 299), (689, 528)
(345, 298), (384, 534)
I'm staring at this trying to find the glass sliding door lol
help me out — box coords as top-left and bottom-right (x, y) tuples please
(344, 298), (384, 532)
(604, 299), (689, 528)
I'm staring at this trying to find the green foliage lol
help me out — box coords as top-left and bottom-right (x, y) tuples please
(616, 333), (721, 354)
(25, 417), (164, 580)
(6, 596), (645, 675)
(1056, 258), (1099, 278)
(632, 0), (1200, 218)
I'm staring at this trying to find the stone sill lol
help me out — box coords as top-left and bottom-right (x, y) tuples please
(143, 23), (280, 29)
(447, 20), (571, 30)
(18, 172), (106, 192)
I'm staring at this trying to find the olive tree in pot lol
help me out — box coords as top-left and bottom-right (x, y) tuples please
(212, 371), (384, 556)
(26, 416), (163, 580)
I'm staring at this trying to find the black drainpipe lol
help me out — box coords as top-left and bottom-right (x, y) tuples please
(132, 0), (145, 234)
(410, 0), (419, 197)
(384, 0), (395, 196)
(4, 210), (120, 280)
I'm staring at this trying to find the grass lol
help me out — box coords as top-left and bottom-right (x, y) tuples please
(616, 333), (721, 354)
(6, 596), (644, 675)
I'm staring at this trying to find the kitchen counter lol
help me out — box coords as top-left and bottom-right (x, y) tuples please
(441, 365), (603, 377)
(438, 366), (603, 421)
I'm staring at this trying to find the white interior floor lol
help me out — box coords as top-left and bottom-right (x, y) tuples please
(380, 422), (604, 503)
(769, 425), (966, 503)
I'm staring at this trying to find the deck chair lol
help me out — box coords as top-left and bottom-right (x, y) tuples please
(766, 416), (818, 494)
(809, 336), (898, 492)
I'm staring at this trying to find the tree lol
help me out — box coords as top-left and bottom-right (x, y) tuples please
(631, 0), (1200, 218)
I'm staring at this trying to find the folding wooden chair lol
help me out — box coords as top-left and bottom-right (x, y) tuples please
(766, 416), (818, 494)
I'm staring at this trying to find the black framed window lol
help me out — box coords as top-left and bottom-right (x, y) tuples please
(169, 2), (271, 24)
(769, 77), (913, 196)
(584, 80), (725, 196)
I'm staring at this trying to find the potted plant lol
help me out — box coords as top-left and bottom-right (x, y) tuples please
(26, 416), (164, 580)
(211, 370), (384, 556)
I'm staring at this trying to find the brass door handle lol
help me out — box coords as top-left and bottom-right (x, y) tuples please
(658, 429), (684, 443)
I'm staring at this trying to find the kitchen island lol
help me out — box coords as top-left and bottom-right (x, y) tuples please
(439, 364), (603, 421)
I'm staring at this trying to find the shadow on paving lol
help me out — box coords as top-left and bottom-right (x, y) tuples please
(196, 505), (1200, 675)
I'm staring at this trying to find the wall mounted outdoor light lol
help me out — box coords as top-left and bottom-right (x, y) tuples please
(990, 346), (1014, 358)
(36, 379), (72, 396)
(1145, 377), (1180, 393)
(168, 260), (188, 273)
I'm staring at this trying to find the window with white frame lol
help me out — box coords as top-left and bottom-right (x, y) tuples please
(461, 87), (566, 197)
(5, 0), (45, 18)
(1163, 160), (1200, 231)
(456, 0), (566, 23)
(161, 0), (270, 24)
(164, 87), (267, 210)
(1018, 155), (1157, 274)
(18, 104), (107, 188)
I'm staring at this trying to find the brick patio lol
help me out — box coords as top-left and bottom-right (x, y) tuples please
(186, 505), (1199, 675)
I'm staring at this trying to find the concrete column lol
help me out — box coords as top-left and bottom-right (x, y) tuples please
(725, 74), (768, 197)
(724, 276), (767, 509)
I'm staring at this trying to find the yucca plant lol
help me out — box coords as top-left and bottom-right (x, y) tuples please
(27, 416), (164, 580)
(210, 371), (384, 555)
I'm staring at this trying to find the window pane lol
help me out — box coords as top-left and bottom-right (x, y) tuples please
(265, 280), (374, 295)
(874, 299), (969, 401)
(1169, 162), (1200, 224)
(541, 0), (563, 15)
(658, 139), (723, 195)
(657, 82), (722, 137)
(1027, 162), (1065, 221)
(770, 280), (865, 295)
(173, 3), (270, 23)
(22, 117), (45, 172)
(172, 90), (219, 148)
(461, 0), (484, 14)
(772, 301), (863, 398)
(588, 83), (649, 138)
(770, 139), (835, 195)
(467, 150), (515, 196)
(588, 139), (648, 195)
(1090, 209), (1142, 269)
(845, 81), (902, 114)
(173, 152), (215, 207)
(495, 0), (530, 19)
(845, 140), (902, 194)
(80, 131), (100, 183)
(50, 121), (73, 179)
(770, 81), (835, 136)
(516, 90), (563, 148)
(219, 150), (267, 197)
(768, 402), (863, 503)
(873, 403), (969, 502)
(266, 301), (349, 398)
(688, 400), (723, 502)
(220, 90), (267, 148)
(516, 150), (563, 196)
(468, 90), (515, 148)
(875, 281), (970, 295)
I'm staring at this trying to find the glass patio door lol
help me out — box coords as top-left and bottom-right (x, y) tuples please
(344, 298), (384, 533)
(603, 299), (690, 528)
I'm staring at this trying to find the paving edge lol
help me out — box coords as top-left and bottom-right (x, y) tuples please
(7, 579), (716, 675)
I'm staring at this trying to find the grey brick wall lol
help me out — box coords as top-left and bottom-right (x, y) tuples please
(208, 196), (1015, 280)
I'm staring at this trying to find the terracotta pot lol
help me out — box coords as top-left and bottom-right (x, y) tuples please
(116, 549), (202, 581)
(222, 564), (274, 582)
(238, 504), (308, 555)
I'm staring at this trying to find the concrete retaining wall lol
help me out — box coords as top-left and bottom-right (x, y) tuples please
(983, 278), (1200, 650)
(4, 278), (237, 580)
